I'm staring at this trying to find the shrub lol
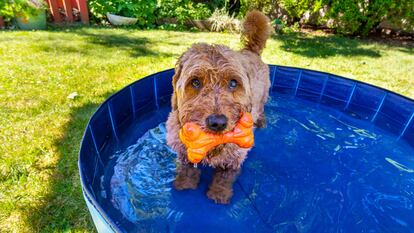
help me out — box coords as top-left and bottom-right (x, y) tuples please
(89, 0), (219, 27)
(239, 0), (275, 19)
(239, 0), (323, 24)
(15, 0), (47, 16)
(0, 1), (14, 22)
(281, 0), (323, 22)
(324, 0), (414, 35)
(88, 0), (157, 26)
(326, 0), (391, 35)
(209, 8), (241, 32)
(156, 0), (212, 24)
(386, 0), (414, 32)
(86, 0), (413, 35)
(0, 0), (47, 25)
(239, 0), (414, 36)
(0, 0), (47, 24)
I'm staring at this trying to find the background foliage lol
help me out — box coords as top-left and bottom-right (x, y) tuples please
(156, 0), (215, 24)
(88, 0), (158, 26)
(88, 0), (224, 27)
(0, 1), (14, 22)
(239, 0), (414, 35)
(0, 0), (413, 35)
(0, 0), (47, 22)
(325, 0), (414, 35)
(1, 0), (411, 35)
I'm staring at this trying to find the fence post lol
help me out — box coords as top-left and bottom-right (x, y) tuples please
(47, 0), (63, 23)
(62, 0), (74, 22)
(76, 0), (89, 24)
(0, 16), (4, 28)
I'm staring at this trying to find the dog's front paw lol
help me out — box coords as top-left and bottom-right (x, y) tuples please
(173, 167), (201, 190)
(207, 185), (233, 204)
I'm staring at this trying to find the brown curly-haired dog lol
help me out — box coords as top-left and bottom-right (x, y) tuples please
(166, 11), (272, 204)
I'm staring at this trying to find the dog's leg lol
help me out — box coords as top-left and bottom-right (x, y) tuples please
(167, 111), (200, 190)
(207, 167), (240, 204)
(174, 161), (201, 190)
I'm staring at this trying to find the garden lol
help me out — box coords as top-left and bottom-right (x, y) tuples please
(0, 0), (413, 232)
(1, 0), (413, 35)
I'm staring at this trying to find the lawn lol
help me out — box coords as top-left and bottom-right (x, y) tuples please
(0, 27), (413, 232)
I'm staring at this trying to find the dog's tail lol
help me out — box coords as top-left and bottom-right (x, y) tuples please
(241, 10), (272, 55)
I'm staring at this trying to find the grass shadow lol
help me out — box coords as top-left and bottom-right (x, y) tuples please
(397, 47), (414, 54)
(274, 33), (382, 58)
(36, 28), (177, 58)
(76, 30), (161, 58)
(74, 28), (189, 55)
(23, 92), (115, 232)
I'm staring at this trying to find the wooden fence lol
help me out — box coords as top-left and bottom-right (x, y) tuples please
(47, 0), (89, 24)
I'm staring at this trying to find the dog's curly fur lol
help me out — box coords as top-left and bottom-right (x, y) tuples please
(166, 11), (272, 204)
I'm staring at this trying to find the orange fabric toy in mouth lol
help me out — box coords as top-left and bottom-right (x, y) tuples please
(179, 112), (254, 164)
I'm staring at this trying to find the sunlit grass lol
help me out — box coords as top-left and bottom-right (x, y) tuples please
(0, 27), (413, 232)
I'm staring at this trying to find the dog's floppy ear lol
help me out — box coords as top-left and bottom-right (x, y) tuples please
(171, 48), (191, 110)
(171, 44), (202, 110)
(171, 63), (182, 110)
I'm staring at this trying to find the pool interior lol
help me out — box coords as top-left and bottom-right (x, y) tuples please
(96, 93), (414, 233)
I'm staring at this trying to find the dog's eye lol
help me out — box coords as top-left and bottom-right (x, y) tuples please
(229, 79), (238, 90)
(191, 78), (202, 89)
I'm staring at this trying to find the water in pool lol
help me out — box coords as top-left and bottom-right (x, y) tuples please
(102, 93), (414, 233)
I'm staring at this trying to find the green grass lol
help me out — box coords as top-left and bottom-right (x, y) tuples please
(0, 27), (413, 232)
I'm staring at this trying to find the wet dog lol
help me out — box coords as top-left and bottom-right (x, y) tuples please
(166, 11), (272, 204)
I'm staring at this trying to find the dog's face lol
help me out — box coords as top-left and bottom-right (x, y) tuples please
(173, 44), (252, 133)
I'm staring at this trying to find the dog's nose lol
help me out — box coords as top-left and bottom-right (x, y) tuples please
(206, 114), (228, 132)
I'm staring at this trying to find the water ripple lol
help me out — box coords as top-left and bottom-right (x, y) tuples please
(110, 123), (176, 222)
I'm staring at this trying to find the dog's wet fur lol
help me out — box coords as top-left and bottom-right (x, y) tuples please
(166, 11), (272, 204)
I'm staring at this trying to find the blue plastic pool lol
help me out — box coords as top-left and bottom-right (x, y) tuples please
(79, 65), (414, 232)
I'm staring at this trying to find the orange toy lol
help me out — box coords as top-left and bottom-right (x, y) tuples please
(179, 112), (254, 164)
